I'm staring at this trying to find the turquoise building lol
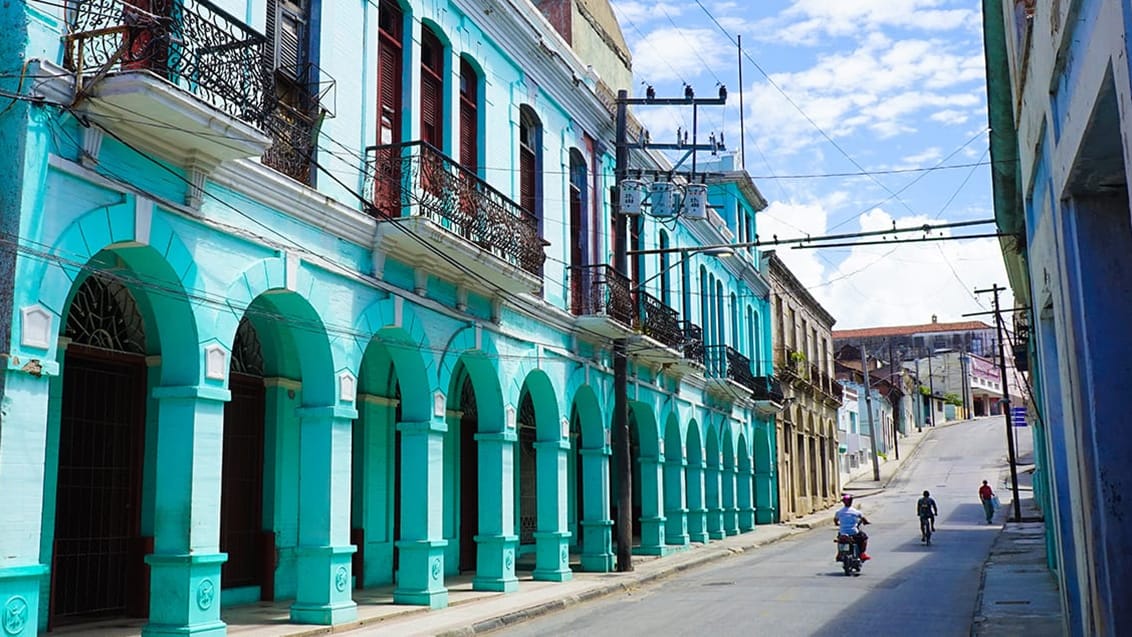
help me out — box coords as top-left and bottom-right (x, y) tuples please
(0, 0), (777, 634)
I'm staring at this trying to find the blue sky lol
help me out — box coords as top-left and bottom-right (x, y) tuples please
(608, 0), (1011, 330)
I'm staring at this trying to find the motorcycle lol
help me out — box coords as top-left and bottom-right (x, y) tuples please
(835, 533), (863, 576)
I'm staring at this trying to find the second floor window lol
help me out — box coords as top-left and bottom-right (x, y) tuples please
(519, 106), (543, 225)
(459, 59), (479, 172)
(377, 0), (403, 147)
(420, 26), (444, 148)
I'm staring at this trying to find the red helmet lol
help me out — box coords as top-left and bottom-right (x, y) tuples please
(841, 494), (854, 505)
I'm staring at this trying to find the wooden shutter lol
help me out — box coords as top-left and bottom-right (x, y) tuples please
(520, 147), (536, 215)
(421, 74), (441, 146)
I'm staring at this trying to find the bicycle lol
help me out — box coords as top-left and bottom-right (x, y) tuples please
(920, 516), (933, 545)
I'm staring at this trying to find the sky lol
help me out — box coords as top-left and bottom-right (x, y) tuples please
(607, 0), (1011, 330)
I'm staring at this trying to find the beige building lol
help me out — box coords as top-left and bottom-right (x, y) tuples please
(764, 252), (842, 520)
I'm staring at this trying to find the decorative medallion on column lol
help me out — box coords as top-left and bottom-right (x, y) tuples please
(3, 596), (29, 636)
(196, 580), (215, 611)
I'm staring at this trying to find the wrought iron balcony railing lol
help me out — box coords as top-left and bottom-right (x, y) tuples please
(262, 101), (316, 183)
(365, 141), (546, 276)
(569, 265), (632, 326)
(262, 62), (336, 184)
(636, 291), (682, 351)
(682, 321), (705, 367)
(751, 375), (785, 403)
(705, 345), (755, 389)
(63, 0), (270, 127)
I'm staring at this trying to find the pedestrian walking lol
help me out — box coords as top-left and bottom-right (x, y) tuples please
(979, 480), (995, 524)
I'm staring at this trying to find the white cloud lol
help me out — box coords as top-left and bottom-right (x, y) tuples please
(627, 27), (734, 84)
(764, 0), (981, 45)
(611, 1), (688, 26)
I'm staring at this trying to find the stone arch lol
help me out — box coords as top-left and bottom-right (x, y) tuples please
(39, 202), (202, 385)
(352, 296), (435, 422)
(704, 422), (724, 539)
(437, 324), (503, 431)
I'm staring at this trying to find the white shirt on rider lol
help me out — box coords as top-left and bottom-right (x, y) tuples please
(836, 506), (865, 535)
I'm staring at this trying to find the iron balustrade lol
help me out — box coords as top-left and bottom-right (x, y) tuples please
(63, 0), (270, 127)
(635, 291), (683, 351)
(569, 265), (632, 326)
(262, 62), (335, 184)
(365, 141), (546, 277)
(705, 345), (755, 389)
(262, 101), (316, 183)
(681, 321), (705, 366)
(751, 375), (785, 403)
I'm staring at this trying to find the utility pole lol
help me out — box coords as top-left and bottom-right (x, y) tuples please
(927, 350), (936, 427)
(612, 86), (726, 572)
(888, 339), (899, 460)
(976, 284), (1022, 522)
(860, 344), (881, 482)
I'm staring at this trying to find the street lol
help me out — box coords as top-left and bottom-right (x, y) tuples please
(500, 418), (1022, 637)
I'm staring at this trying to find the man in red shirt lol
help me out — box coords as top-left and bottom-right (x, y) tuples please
(979, 480), (996, 524)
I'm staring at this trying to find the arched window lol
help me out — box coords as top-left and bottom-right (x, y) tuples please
(459, 58), (479, 172)
(376, 0), (402, 148)
(419, 25), (445, 148)
(569, 149), (587, 270)
(519, 105), (543, 227)
(730, 292), (739, 349)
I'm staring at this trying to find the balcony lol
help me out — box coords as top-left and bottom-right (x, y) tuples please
(751, 375), (786, 416)
(630, 295), (705, 372)
(704, 345), (755, 398)
(365, 142), (547, 296)
(262, 62), (336, 185)
(61, 0), (272, 167)
(570, 265), (634, 339)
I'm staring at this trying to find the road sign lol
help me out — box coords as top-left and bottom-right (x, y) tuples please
(1011, 406), (1028, 427)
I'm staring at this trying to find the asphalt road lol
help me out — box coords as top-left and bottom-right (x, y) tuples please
(499, 418), (1024, 637)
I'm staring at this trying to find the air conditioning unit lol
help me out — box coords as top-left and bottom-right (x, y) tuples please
(649, 181), (678, 217)
(683, 183), (707, 220)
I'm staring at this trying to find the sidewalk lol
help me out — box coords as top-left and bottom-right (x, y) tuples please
(970, 463), (1064, 636)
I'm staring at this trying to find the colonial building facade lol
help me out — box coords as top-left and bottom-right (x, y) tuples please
(0, 1), (776, 634)
(764, 252), (841, 520)
(985, 0), (1132, 634)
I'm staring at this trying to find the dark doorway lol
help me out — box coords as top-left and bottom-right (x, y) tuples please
(221, 318), (268, 595)
(517, 393), (537, 549)
(458, 376), (479, 572)
(52, 274), (149, 624)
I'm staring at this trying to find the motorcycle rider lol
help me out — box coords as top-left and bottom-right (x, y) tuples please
(835, 493), (870, 560)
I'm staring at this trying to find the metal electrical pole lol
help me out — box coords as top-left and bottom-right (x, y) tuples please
(612, 86), (726, 572)
(860, 344), (881, 482)
(976, 284), (1022, 522)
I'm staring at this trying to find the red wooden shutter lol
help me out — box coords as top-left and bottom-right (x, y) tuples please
(520, 148), (536, 214)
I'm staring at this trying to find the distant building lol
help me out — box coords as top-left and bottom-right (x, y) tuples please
(765, 252), (842, 520)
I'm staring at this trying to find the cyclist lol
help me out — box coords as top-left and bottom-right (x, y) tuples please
(917, 490), (938, 542)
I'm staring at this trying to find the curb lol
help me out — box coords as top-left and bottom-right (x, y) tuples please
(435, 527), (811, 636)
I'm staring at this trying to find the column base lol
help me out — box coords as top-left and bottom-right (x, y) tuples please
(578, 520), (614, 572)
(290, 545), (358, 625)
(393, 539), (448, 608)
(533, 531), (572, 582)
(143, 553), (227, 637)
(739, 507), (756, 532)
(633, 516), (670, 556)
(638, 515), (667, 554)
(0, 564), (48, 637)
(473, 534), (519, 592)
(664, 509), (689, 546)
(755, 507), (777, 525)
(686, 508), (708, 544)
(707, 510), (726, 540)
